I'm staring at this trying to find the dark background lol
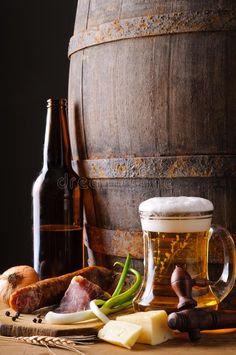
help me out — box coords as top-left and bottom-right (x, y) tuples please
(1, 0), (78, 272)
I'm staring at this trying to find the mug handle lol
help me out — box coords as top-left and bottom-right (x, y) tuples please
(208, 224), (236, 303)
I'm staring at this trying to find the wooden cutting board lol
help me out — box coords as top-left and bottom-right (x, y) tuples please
(0, 307), (104, 337)
(0, 306), (133, 337)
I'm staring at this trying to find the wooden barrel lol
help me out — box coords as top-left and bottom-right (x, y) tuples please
(68, 0), (236, 274)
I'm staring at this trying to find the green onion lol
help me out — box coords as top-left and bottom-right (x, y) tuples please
(92, 256), (142, 322)
(45, 309), (96, 324)
(101, 261), (142, 311)
(90, 300), (110, 324)
(111, 254), (131, 297)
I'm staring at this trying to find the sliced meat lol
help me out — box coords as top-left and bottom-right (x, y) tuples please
(9, 266), (114, 314)
(56, 275), (109, 313)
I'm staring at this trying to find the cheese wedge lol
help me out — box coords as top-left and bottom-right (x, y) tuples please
(117, 310), (174, 345)
(98, 320), (142, 349)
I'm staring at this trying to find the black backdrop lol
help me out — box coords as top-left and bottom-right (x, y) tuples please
(1, 0), (78, 272)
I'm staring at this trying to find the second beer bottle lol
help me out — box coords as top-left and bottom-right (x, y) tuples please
(32, 98), (83, 279)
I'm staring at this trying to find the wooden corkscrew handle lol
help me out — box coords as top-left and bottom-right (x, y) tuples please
(169, 265), (236, 342)
(168, 309), (236, 342)
(171, 265), (214, 310)
(170, 265), (197, 310)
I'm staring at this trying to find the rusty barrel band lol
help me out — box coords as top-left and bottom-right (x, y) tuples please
(86, 225), (143, 259)
(77, 155), (236, 179)
(69, 8), (236, 56)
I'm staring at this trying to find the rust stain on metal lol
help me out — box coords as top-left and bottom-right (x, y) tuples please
(115, 163), (127, 175)
(81, 155), (236, 179)
(166, 158), (184, 178)
(91, 163), (97, 176)
(69, 8), (236, 56)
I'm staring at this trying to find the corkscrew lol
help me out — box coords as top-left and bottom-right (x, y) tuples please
(170, 265), (213, 310)
(168, 308), (236, 342)
(168, 265), (236, 342)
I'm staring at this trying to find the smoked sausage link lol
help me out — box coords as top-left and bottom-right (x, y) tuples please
(9, 266), (114, 313)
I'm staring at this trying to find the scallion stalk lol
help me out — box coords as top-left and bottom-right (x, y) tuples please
(111, 254), (131, 297)
(101, 262), (142, 310)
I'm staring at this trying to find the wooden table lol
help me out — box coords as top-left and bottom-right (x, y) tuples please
(1, 303), (236, 355)
(1, 329), (236, 355)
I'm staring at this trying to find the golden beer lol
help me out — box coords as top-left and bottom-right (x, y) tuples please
(133, 196), (235, 313)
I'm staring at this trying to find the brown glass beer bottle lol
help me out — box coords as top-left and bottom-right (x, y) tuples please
(32, 98), (83, 279)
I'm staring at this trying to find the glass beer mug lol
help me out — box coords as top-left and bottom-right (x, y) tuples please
(133, 196), (235, 313)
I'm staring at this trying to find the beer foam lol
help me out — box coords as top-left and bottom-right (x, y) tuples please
(139, 196), (213, 215)
(139, 196), (213, 233)
(140, 217), (212, 233)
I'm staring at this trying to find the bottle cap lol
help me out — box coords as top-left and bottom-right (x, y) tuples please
(47, 98), (67, 107)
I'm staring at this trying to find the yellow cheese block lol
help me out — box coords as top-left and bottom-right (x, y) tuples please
(117, 310), (174, 345)
(98, 320), (142, 349)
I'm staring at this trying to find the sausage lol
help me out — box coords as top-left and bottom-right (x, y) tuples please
(9, 266), (114, 314)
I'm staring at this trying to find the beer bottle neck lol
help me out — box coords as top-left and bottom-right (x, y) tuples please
(43, 98), (72, 169)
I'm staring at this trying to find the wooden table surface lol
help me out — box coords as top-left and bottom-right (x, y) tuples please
(1, 330), (236, 355)
(1, 302), (236, 355)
